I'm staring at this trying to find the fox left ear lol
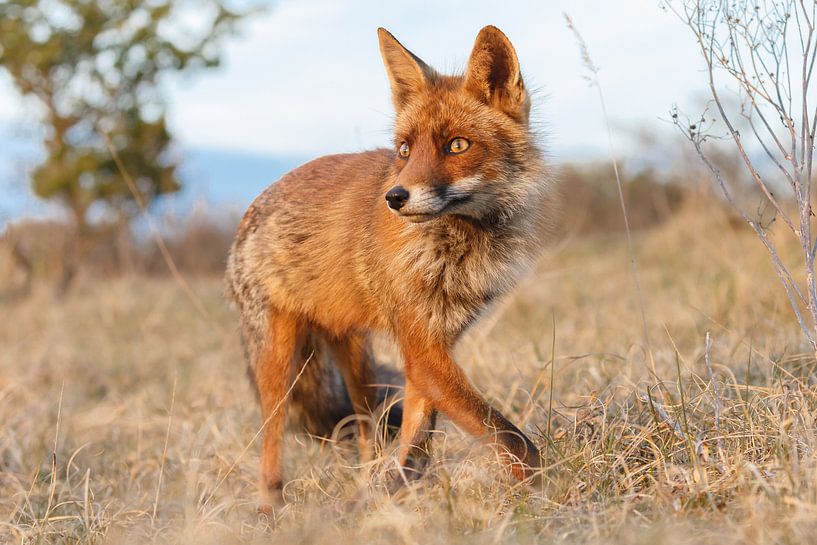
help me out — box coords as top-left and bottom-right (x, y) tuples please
(465, 26), (529, 122)
(378, 28), (435, 113)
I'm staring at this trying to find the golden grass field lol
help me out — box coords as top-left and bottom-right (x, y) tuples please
(3, 198), (817, 544)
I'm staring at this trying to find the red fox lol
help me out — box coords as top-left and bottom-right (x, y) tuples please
(225, 25), (557, 510)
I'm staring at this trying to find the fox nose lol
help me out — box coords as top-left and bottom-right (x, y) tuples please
(385, 186), (410, 210)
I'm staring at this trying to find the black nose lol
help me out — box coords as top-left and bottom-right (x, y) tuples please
(385, 186), (410, 210)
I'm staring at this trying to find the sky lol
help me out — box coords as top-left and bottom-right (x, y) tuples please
(0, 0), (709, 217)
(168, 0), (705, 157)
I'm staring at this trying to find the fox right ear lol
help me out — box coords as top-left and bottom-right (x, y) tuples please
(378, 28), (433, 112)
(465, 26), (528, 122)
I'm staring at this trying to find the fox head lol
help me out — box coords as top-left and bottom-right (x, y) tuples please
(378, 25), (542, 224)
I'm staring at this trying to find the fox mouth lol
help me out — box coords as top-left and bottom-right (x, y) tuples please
(397, 195), (473, 223)
(400, 212), (437, 223)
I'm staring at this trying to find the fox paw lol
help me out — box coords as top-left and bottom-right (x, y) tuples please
(257, 479), (285, 516)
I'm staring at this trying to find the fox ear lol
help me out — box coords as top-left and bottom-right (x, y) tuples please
(378, 28), (433, 112)
(465, 26), (528, 121)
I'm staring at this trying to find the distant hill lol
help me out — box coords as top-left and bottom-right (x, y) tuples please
(164, 147), (307, 212)
(0, 137), (306, 222)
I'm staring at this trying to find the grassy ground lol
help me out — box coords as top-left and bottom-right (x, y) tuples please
(3, 201), (817, 544)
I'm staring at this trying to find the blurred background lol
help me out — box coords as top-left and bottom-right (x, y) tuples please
(0, 0), (728, 294)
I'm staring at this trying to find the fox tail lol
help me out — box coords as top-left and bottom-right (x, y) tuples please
(272, 332), (403, 438)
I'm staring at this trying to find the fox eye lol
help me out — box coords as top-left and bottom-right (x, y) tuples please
(398, 142), (410, 158)
(448, 137), (470, 154)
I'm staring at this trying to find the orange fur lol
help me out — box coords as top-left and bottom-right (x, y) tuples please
(225, 25), (558, 510)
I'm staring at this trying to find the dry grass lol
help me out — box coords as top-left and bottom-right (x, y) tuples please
(3, 200), (817, 544)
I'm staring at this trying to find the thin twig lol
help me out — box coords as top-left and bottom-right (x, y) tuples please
(704, 332), (724, 455)
(152, 372), (177, 521)
(564, 12), (657, 380)
(201, 350), (316, 509)
(42, 382), (64, 527)
(638, 393), (685, 441)
(102, 132), (223, 333)
(546, 310), (556, 468)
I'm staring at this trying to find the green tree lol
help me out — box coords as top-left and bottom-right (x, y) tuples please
(0, 0), (246, 235)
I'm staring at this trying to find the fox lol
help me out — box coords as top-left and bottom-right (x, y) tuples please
(225, 25), (557, 511)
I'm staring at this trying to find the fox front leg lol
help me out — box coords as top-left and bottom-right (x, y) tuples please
(397, 330), (541, 483)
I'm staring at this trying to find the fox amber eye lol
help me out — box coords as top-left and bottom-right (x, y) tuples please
(398, 142), (410, 158)
(448, 137), (470, 154)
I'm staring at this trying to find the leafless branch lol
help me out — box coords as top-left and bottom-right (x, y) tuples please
(666, 0), (817, 355)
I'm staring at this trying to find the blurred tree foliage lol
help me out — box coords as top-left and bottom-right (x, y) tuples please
(0, 0), (248, 234)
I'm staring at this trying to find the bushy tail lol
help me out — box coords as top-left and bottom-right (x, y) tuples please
(287, 332), (403, 437)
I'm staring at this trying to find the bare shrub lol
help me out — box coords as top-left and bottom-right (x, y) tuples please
(666, 0), (817, 355)
(1, 220), (78, 296)
(1, 212), (236, 292)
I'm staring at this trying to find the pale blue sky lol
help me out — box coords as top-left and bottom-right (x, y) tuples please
(0, 0), (705, 159)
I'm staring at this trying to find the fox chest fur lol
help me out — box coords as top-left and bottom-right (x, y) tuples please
(374, 213), (533, 343)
